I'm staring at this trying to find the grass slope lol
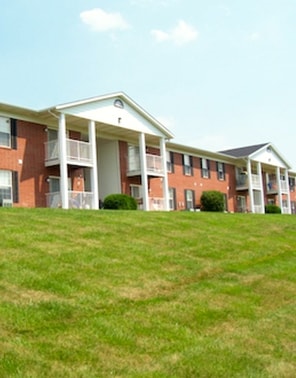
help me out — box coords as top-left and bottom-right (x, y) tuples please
(0, 208), (295, 377)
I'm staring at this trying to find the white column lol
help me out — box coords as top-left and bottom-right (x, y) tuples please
(59, 113), (69, 209)
(160, 138), (169, 211)
(139, 132), (149, 211)
(285, 169), (291, 214)
(88, 120), (99, 210)
(257, 161), (265, 213)
(276, 167), (283, 211)
(247, 158), (254, 213)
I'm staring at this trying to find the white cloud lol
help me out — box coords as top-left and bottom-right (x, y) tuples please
(80, 8), (130, 32)
(151, 20), (199, 46)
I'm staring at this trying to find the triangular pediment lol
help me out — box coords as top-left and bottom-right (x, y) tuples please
(55, 92), (173, 139)
(250, 144), (291, 169)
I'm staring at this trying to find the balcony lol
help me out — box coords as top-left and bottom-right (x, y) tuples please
(266, 180), (289, 194)
(45, 139), (93, 167)
(236, 174), (261, 190)
(149, 197), (165, 211)
(253, 204), (264, 214)
(282, 207), (290, 214)
(127, 153), (164, 177)
(46, 191), (94, 209)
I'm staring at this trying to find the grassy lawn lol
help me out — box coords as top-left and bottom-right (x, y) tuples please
(0, 208), (295, 377)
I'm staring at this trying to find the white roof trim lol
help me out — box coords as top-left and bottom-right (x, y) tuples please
(51, 92), (174, 139)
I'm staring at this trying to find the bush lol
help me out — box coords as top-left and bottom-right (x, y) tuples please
(200, 190), (225, 212)
(265, 204), (281, 214)
(103, 194), (137, 210)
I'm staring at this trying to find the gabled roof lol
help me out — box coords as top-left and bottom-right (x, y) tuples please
(219, 143), (269, 158)
(44, 91), (174, 140)
(220, 142), (291, 169)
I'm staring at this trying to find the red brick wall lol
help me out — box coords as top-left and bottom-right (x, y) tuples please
(117, 143), (237, 212)
(0, 119), (48, 207)
(163, 152), (236, 211)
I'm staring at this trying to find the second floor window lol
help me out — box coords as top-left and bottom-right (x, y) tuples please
(0, 117), (16, 149)
(289, 177), (295, 192)
(217, 162), (225, 180)
(0, 117), (10, 147)
(183, 154), (193, 176)
(200, 158), (210, 178)
(166, 151), (174, 173)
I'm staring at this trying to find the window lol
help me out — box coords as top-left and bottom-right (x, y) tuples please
(185, 189), (195, 210)
(217, 162), (225, 180)
(169, 187), (176, 210)
(200, 158), (210, 178)
(128, 145), (140, 172)
(130, 184), (142, 200)
(237, 195), (246, 212)
(289, 177), (295, 192)
(166, 151), (174, 173)
(183, 154), (193, 176)
(0, 117), (16, 148)
(114, 99), (124, 109)
(0, 170), (18, 205)
(0, 117), (10, 147)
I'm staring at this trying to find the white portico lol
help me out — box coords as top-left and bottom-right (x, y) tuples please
(223, 143), (292, 214)
(42, 92), (173, 210)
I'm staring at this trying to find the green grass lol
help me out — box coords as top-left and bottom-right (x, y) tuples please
(0, 208), (295, 377)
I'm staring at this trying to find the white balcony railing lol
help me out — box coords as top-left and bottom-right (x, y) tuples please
(66, 139), (92, 164)
(267, 179), (289, 193)
(149, 197), (165, 211)
(236, 174), (261, 189)
(46, 191), (94, 209)
(280, 180), (289, 193)
(282, 207), (290, 214)
(45, 139), (92, 165)
(253, 205), (264, 214)
(251, 174), (261, 190)
(45, 140), (59, 162)
(128, 153), (164, 176)
(146, 154), (163, 174)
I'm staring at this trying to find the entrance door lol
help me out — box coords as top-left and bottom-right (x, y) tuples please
(237, 196), (246, 212)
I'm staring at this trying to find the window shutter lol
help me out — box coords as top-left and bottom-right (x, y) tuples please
(12, 171), (19, 203)
(216, 162), (219, 180)
(170, 152), (174, 173)
(10, 119), (17, 150)
(207, 159), (211, 178)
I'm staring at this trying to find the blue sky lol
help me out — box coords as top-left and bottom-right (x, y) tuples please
(1, 0), (296, 169)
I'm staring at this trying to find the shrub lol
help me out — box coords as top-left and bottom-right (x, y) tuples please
(265, 204), (281, 214)
(103, 194), (137, 210)
(200, 190), (225, 212)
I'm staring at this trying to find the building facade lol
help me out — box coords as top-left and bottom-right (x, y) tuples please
(0, 92), (295, 213)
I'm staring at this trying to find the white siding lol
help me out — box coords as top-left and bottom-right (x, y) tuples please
(61, 98), (165, 137)
(97, 139), (121, 200)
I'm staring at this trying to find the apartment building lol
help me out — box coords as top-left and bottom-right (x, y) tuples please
(0, 92), (295, 213)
